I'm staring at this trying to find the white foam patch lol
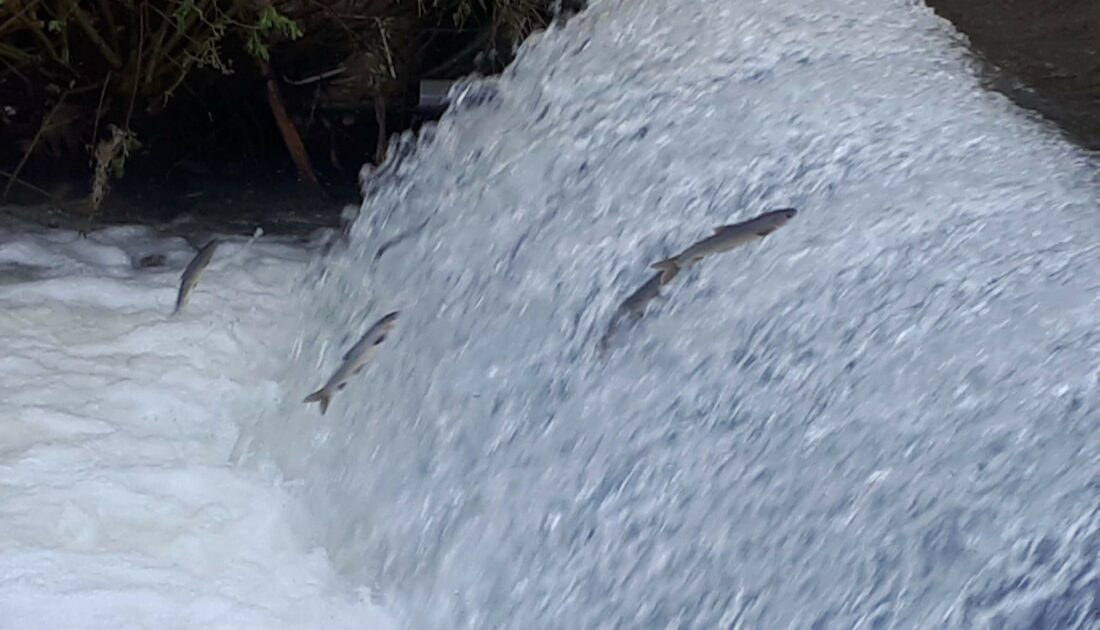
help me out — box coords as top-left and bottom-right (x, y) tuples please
(0, 217), (393, 629)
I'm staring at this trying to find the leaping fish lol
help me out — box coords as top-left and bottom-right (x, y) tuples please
(598, 266), (682, 352)
(303, 311), (399, 415)
(651, 208), (797, 283)
(172, 239), (220, 315)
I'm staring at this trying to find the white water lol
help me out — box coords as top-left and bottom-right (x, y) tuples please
(241, 0), (1100, 627)
(240, 0), (1100, 627)
(6, 0), (1095, 626)
(0, 223), (395, 629)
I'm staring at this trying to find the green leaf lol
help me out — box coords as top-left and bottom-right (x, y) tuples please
(246, 33), (270, 62)
(257, 6), (303, 41)
(173, 0), (196, 28)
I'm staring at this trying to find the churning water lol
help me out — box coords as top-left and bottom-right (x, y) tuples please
(243, 0), (1100, 627)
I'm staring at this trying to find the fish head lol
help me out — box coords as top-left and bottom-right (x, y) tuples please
(768, 208), (798, 224)
(369, 311), (400, 343)
(378, 311), (400, 329)
(753, 208), (797, 234)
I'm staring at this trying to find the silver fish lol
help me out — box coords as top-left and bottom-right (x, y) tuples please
(373, 217), (431, 264)
(618, 267), (680, 315)
(304, 311), (399, 415)
(598, 266), (682, 352)
(172, 239), (219, 315)
(651, 208), (797, 283)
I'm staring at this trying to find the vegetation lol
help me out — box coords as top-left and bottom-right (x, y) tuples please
(0, 0), (563, 212)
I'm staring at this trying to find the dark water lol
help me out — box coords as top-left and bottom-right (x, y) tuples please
(927, 0), (1100, 152)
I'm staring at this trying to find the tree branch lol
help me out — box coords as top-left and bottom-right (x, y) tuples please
(66, 0), (122, 69)
(258, 58), (319, 185)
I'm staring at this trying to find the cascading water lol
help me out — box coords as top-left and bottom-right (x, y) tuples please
(242, 0), (1100, 627)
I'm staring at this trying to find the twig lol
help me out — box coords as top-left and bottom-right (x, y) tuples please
(420, 28), (493, 78)
(305, 0), (367, 56)
(65, 0), (122, 69)
(283, 65), (346, 86)
(90, 70), (111, 161)
(55, 2), (70, 65)
(3, 89), (71, 200)
(0, 0), (43, 34)
(374, 94), (387, 164)
(15, 8), (63, 66)
(125, 4), (145, 129)
(0, 54), (30, 82)
(95, 0), (119, 53)
(144, 7), (172, 87)
(161, 0), (216, 62)
(0, 41), (36, 64)
(376, 17), (397, 79)
(305, 85), (321, 132)
(143, 3), (198, 92)
(0, 169), (59, 201)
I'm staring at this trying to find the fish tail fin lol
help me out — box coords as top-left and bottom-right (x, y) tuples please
(650, 259), (680, 284)
(303, 388), (331, 415)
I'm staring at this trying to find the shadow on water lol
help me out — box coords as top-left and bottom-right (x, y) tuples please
(927, 0), (1100, 152)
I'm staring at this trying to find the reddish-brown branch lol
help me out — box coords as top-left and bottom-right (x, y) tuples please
(258, 58), (319, 186)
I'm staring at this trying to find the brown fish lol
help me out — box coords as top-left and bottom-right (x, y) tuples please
(651, 208), (797, 283)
